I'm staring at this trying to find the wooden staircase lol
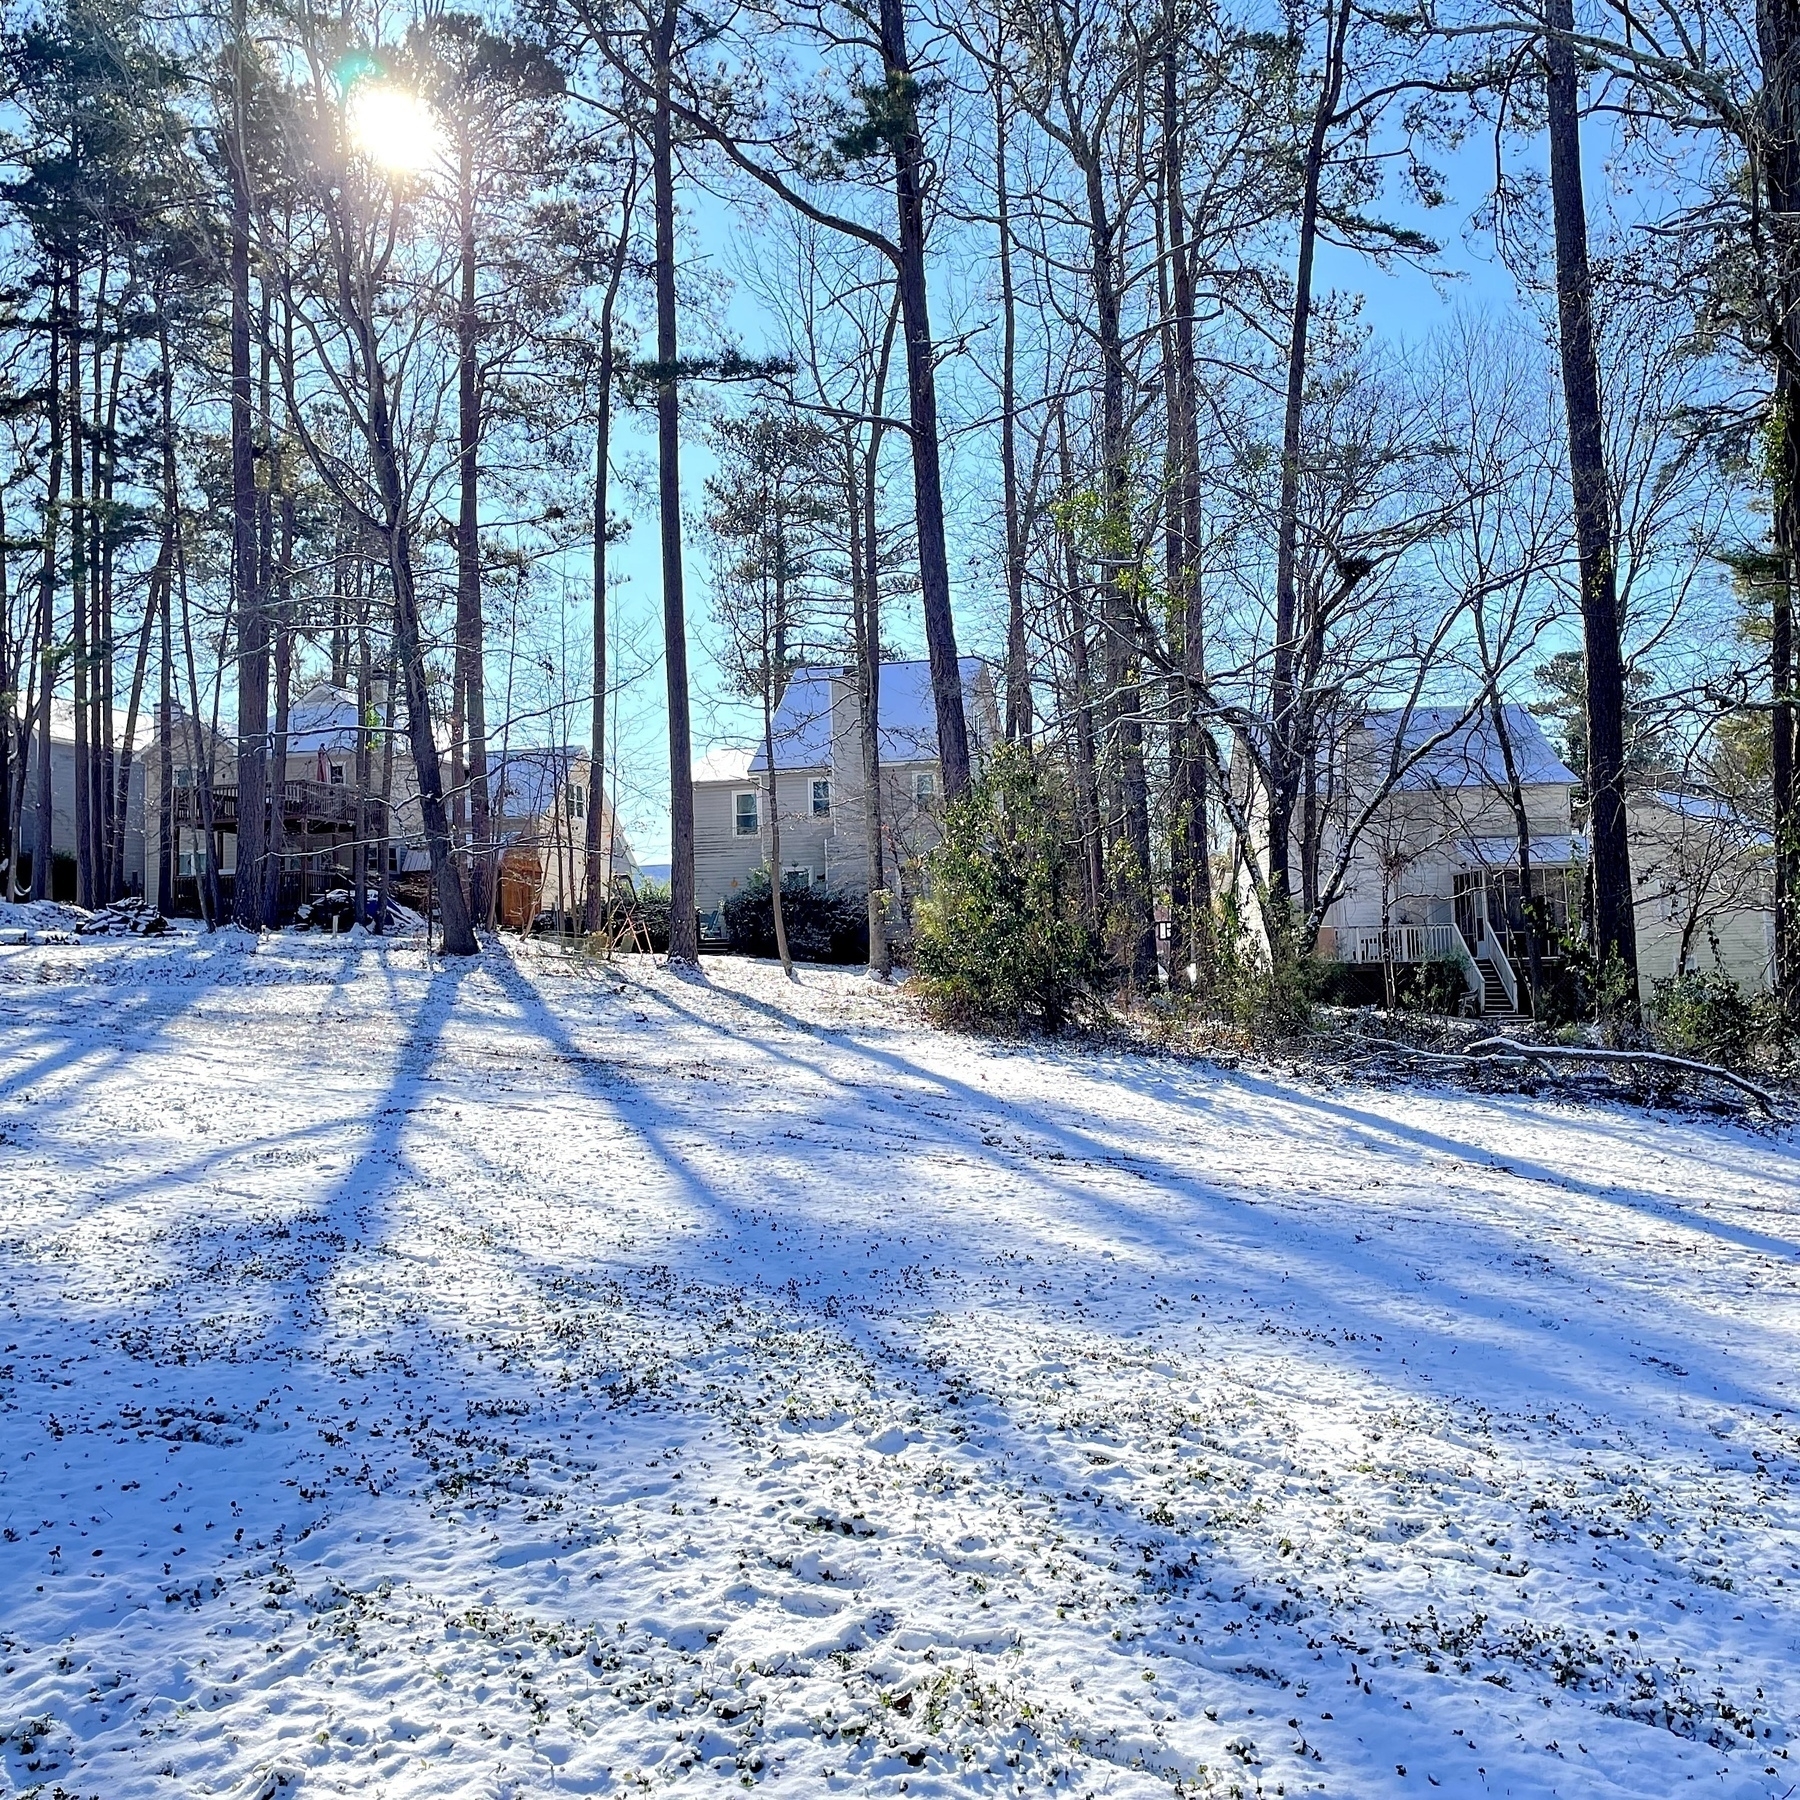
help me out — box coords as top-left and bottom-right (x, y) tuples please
(1477, 955), (1527, 1024)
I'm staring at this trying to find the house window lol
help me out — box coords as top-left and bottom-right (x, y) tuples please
(912, 769), (936, 805)
(812, 778), (831, 817)
(178, 851), (196, 877)
(567, 781), (585, 818)
(329, 762), (345, 785)
(734, 790), (760, 836)
(782, 865), (814, 891)
(174, 766), (192, 791)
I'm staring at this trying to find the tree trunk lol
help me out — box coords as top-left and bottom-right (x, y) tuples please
(1056, 413), (1105, 912)
(157, 533), (173, 916)
(850, 461), (890, 977)
(876, 0), (971, 799)
(229, 4), (267, 930)
(1163, 42), (1211, 981)
(1077, 135), (1154, 985)
(1269, 0), (1351, 934)
(996, 85), (1029, 747)
(762, 690), (793, 976)
(1758, 0), (1800, 1016)
(98, 265), (129, 899)
(455, 127), (493, 925)
(584, 175), (634, 933)
(176, 506), (221, 927)
(653, 3), (700, 966)
(70, 273), (92, 907)
(1489, 692), (1544, 1017)
(109, 545), (160, 911)
(263, 307), (293, 925)
(377, 654), (395, 932)
(859, 299), (900, 977)
(29, 275), (62, 904)
(1546, 0), (1637, 1002)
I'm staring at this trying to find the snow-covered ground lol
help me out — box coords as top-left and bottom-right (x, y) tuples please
(1, 929), (1797, 1799)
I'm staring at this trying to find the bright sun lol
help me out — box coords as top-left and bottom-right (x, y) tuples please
(346, 85), (441, 176)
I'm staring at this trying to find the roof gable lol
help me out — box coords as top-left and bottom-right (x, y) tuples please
(747, 658), (986, 772)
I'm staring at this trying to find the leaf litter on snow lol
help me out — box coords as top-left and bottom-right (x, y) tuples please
(0, 930), (1795, 1797)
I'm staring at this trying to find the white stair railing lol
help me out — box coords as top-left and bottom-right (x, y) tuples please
(1478, 919), (1520, 1012)
(1446, 923), (1482, 1003)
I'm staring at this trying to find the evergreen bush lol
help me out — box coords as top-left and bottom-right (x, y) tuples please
(633, 879), (673, 954)
(1648, 965), (1775, 1070)
(913, 748), (1108, 1032)
(724, 869), (868, 963)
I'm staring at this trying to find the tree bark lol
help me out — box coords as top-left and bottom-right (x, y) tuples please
(876, 0), (972, 798)
(228, 3), (267, 930)
(1269, 0), (1351, 933)
(762, 690), (793, 975)
(996, 82), (1029, 747)
(1758, 0), (1800, 1015)
(1163, 41), (1211, 982)
(30, 274), (63, 903)
(70, 272), (92, 907)
(455, 125), (493, 926)
(653, 1), (700, 966)
(584, 173), (634, 933)
(857, 303), (900, 978)
(1545, 0), (1638, 1000)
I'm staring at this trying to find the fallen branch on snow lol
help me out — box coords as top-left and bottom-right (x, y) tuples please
(1342, 1031), (1781, 1116)
(1465, 1037), (1781, 1116)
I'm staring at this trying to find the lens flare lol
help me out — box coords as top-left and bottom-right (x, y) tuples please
(346, 85), (441, 176)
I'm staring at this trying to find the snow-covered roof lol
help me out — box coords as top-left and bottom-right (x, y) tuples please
(288, 684), (364, 756)
(43, 698), (148, 751)
(1459, 834), (1586, 868)
(694, 746), (754, 785)
(486, 745), (582, 819)
(748, 658), (986, 773)
(1359, 705), (1576, 790)
(1643, 790), (1773, 845)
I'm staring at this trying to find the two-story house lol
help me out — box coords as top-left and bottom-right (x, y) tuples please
(693, 658), (997, 928)
(1307, 704), (1583, 1014)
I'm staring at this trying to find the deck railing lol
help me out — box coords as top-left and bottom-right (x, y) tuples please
(1338, 921), (1483, 1001)
(172, 781), (383, 832)
(1339, 923), (1456, 965)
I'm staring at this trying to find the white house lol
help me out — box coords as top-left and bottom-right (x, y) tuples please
(1309, 704), (1583, 1016)
(1628, 790), (1776, 996)
(694, 658), (998, 927)
(11, 700), (148, 899)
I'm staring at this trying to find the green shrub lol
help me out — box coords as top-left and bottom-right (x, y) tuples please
(1202, 894), (1312, 1037)
(724, 868), (868, 963)
(914, 747), (1108, 1032)
(1648, 966), (1774, 1069)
